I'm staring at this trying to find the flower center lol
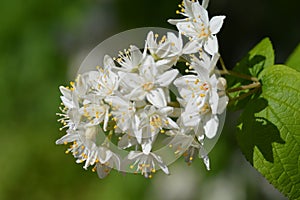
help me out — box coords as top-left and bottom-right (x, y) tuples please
(150, 114), (162, 128)
(143, 82), (154, 91)
(200, 103), (211, 114)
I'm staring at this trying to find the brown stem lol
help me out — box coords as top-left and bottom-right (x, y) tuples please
(228, 85), (261, 106)
(217, 69), (259, 82)
(227, 82), (261, 93)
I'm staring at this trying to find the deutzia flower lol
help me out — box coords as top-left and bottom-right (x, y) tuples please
(118, 55), (178, 105)
(124, 151), (169, 178)
(56, 126), (120, 178)
(168, 0), (225, 55)
(137, 90), (179, 154)
(146, 31), (199, 67)
(174, 56), (228, 139)
(114, 45), (147, 72)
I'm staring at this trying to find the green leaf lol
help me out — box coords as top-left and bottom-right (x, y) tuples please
(237, 65), (300, 199)
(227, 37), (274, 110)
(286, 43), (300, 72)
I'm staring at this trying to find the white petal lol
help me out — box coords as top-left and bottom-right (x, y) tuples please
(127, 151), (142, 160)
(151, 153), (169, 175)
(181, 111), (200, 127)
(203, 114), (219, 138)
(59, 86), (72, 99)
(146, 88), (167, 108)
(103, 107), (109, 131)
(192, 3), (209, 24)
(204, 35), (218, 55)
(55, 133), (78, 145)
(176, 22), (197, 38)
(146, 31), (157, 49)
(182, 40), (200, 54)
(202, 0), (209, 9)
(60, 96), (74, 109)
(103, 55), (115, 70)
(156, 42), (172, 58)
(210, 90), (219, 115)
(96, 164), (111, 179)
(159, 107), (173, 115)
(167, 32), (182, 51)
(156, 69), (179, 87)
(217, 95), (228, 114)
(118, 72), (142, 89)
(165, 117), (180, 129)
(167, 18), (187, 25)
(130, 45), (143, 67)
(142, 141), (152, 155)
(209, 16), (226, 35)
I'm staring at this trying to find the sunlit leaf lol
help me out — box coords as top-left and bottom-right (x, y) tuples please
(237, 65), (300, 199)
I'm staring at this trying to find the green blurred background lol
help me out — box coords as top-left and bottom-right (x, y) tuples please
(1, 0), (298, 199)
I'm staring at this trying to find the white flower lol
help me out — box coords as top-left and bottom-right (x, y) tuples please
(125, 151), (169, 178)
(105, 95), (136, 133)
(146, 31), (199, 67)
(95, 146), (121, 179)
(79, 102), (110, 130)
(56, 126), (120, 179)
(118, 56), (178, 105)
(57, 74), (91, 130)
(88, 68), (119, 97)
(138, 103), (179, 154)
(174, 58), (228, 139)
(168, 0), (225, 55)
(114, 45), (147, 72)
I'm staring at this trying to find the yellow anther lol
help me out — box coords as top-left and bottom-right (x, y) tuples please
(151, 168), (156, 173)
(92, 167), (97, 172)
(185, 69), (189, 73)
(63, 141), (68, 145)
(130, 165), (134, 169)
(149, 174), (153, 179)
(200, 93), (205, 97)
(169, 144), (173, 148)
(160, 129), (165, 134)
(65, 150), (70, 154)
(189, 156), (193, 161)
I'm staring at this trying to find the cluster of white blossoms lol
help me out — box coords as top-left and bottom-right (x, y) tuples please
(56, 0), (228, 179)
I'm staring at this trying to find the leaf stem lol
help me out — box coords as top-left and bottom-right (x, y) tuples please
(216, 69), (259, 82)
(227, 82), (261, 93)
(228, 85), (261, 106)
(218, 56), (259, 82)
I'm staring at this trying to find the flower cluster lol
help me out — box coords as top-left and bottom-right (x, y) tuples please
(56, 0), (228, 178)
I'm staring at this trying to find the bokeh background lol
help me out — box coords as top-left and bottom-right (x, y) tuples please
(1, 0), (299, 199)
